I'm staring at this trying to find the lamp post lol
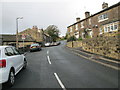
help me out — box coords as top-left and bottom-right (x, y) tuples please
(16, 17), (23, 49)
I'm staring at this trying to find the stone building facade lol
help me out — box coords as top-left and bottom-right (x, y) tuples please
(19, 26), (52, 45)
(0, 34), (35, 47)
(67, 2), (120, 39)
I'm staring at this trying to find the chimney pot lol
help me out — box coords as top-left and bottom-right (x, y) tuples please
(76, 17), (80, 22)
(102, 2), (108, 9)
(85, 11), (90, 18)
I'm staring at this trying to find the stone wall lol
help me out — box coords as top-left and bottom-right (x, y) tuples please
(67, 35), (120, 60)
(66, 41), (82, 48)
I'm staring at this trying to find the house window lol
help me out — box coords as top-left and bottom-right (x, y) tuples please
(103, 13), (108, 19)
(104, 26), (108, 32)
(111, 25), (114, 31)
(114, 24), (118, 30)
(108, 25), (110, 32)
(98, 13), (108, 22)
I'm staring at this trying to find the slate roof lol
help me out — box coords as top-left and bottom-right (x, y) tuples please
(0, 34), (35, 42)
(67, 2), (120, 28)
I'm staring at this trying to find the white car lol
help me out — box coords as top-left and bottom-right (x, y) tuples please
(0, 46), (27, 87)
(44, 43), (50, 47)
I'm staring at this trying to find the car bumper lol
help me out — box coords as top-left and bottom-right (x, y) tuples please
(30, 48), (40, 51)
(45, 45), (50, 47)
(0, 68), (9, 84)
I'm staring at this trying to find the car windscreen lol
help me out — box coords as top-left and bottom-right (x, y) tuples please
(31, 44), (39, 46)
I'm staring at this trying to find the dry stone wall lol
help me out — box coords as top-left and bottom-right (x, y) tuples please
(67, 35), (120, 60)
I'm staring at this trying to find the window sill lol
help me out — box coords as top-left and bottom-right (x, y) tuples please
(98, 18), (108, 22)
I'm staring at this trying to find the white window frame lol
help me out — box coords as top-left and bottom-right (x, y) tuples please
(104, 26), (108, 32)
(98, 13), (108, 22)
(114, 24), (118, 31)
(107, 25), (110, 32)
(110, 24), (114, 31)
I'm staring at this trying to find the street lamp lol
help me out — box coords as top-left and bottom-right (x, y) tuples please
(16, 17), (23, 49)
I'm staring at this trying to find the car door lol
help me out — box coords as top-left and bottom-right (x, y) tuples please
(5, 47), (21, 73)
(11, 47), (24, 71)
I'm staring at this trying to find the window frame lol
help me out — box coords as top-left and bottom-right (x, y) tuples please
(5, 47), (15, 56)
(11, 47), (20, 55)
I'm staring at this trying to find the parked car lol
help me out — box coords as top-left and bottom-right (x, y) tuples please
(30, 43), (41, 52)
(0, 46), (27, 87)
(50, 42), (54, 46)
(44, 42), (51, 47)
(53, 41), (61, 46)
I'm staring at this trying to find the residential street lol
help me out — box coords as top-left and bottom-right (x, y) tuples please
(11, 41), (118, 89)
(1, 1), (120, 90)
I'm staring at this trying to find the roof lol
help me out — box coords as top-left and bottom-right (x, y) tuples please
(44, 33), (51, 37)
(0, 46), (9, 49)
(67, 2), (120, 28)
(0, 34), (35, 42)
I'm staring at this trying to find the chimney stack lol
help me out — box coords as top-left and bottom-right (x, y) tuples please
(32, 26), (38, 30)
(85, 11), (90, 18)
(102, 2), (108, 9)
(76, 17), (80, 22)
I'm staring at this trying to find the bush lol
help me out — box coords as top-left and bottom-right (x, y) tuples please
(78, 37), (82, 41)
(67, 36), (77, 42)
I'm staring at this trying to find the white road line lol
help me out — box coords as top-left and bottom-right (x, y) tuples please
(72, 51), (120, 70)
(71, 48), (119, 64)
(54, 73), (66, 90)
(47, 50), (49, 54)
(47, 56), (51, 64)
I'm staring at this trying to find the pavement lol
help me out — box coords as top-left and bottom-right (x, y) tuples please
(4, 41), (118, 89)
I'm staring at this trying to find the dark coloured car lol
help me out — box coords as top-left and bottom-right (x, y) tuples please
(30, 43), (41, 52)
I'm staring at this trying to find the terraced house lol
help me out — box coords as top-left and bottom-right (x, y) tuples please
(67, 2), (120, 39)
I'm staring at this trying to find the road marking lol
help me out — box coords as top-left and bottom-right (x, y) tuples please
(66, 47), (120, 70)
(72, 51), (120, 70)
(54, 73), (66, 90)
(47, 56), (51, 64)
(70, 48), (119, 64)
(47, 50), (49, 54)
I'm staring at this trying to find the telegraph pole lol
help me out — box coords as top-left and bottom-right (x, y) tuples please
(16, 17), (23, 49)
(16, 18), (19, 49)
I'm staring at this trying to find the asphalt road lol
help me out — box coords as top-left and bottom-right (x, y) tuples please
(11, 41), (118, 89)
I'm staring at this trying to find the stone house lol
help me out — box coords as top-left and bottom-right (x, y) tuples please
(0, 34), (35, 47)
(19, 26), (52, 45)
(67, 2), (120, 39)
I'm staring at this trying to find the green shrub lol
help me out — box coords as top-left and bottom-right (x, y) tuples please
(67, 36), (76, 42)
(78, 37), (82, 41)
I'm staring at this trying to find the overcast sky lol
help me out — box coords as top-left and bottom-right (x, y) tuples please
(0, 0), (119, 36)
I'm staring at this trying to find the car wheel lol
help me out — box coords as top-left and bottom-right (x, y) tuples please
(23, 59), (27, 69)
(39, 48), (41, 51)
(7, 69), (15, 87)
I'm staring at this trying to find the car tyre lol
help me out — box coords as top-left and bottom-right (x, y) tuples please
(7, 69), (15, 87)
(23, 59), (27, 69)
